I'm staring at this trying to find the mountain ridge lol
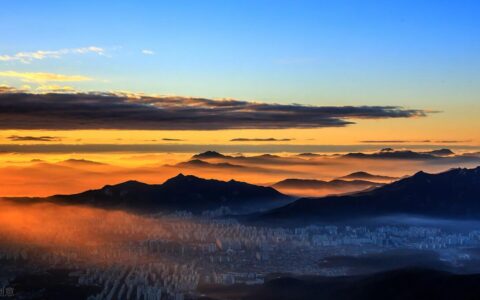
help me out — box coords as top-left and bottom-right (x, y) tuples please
(6, 174), (293, 214)
(260, 166), (480, 222)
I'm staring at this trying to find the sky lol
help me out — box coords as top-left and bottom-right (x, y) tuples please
(0, 0), (479, 152)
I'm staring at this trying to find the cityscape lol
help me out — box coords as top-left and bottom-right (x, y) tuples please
(2, 199), (480, 299)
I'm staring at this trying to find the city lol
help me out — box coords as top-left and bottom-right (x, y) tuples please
(2, 206), (480, 299)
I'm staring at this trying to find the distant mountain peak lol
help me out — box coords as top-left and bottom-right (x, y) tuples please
(344, 150), (438, 160)
(424, 148), (455, 156)
(162, 173), (199, 184)
(262, 165), (480, 222)
(38, 174), (292, 214)
(348, 171), (372, 176)
(297, 152), (321, 157)
(340, 171), (397, 181)
(102, 180), (148, 190)
(175, 159), (245, 169)
(61, 158), (105, 165)
(191, 151), (225, 159)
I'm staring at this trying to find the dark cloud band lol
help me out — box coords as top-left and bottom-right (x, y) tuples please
(361, 140), (470, 144)
(231, 138), (293, 142)
(0, 144), (476, 155)
(7, 135), (61, 142)
(0, 91), (431, 130)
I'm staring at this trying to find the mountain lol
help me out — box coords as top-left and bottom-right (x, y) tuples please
(424, 148), (455, 156)
(199, 268), (480, 300)
(272, 178), (382, 197)
(343, 150), (439, 160)
(296, 152), (322, 157)
(60, 158), (106, 165)
(342, 149), (463, 160)
(11, 174), (292, 214)
(191, 151), (227, 159)
(190, 151), (313, 166)
(261, 166), (480, 222)
(174, 159), (246, 169)
(273, 178), (380, 189)
(339, 171), (397, 182)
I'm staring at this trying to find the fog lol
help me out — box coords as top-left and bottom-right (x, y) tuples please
(0, 200), (176, 266)
(1, 150), (479, 197)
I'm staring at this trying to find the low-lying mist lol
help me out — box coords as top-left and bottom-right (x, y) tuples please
(1, 150), (479, 197)
(0, 200), (176, 266)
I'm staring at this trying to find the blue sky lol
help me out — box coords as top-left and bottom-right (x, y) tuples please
(1, 0), (479, 109)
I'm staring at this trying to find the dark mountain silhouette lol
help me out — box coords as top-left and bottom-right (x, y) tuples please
(343, 150), (439, 160)
(199, 268), (480, 300)
(174, 159), (246, 169)
(11, 174), (292, 214)
(170, 159), (305, 176)
(256, 154), (281, 159)
(296, 152), (322, 157)
(190, 151), (314, 166)
(343, 149), (460, 160)
(272, 178), (382, 193)
(339, 171), (397, 182)
(60, 159), (106, 165)
(261, 166), (480, 222)
(424, 148), (455, 156)
(191, 151), (227, 159)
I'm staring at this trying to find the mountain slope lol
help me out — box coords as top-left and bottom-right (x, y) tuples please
(191, 151), (227, 159)
(339, 171), (397, 182)
(174, 159), (246, 169)
(12, 174), (292, 214)
(272, 178), (383, 197)
(261, 166), (480, 222)
(343, 150), (439, 160)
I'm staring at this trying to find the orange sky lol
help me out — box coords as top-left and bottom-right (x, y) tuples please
(1, 111), (479, 146)
(1, 147), (479, 197)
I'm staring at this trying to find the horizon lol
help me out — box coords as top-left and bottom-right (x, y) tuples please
(1, 0), (479, 154)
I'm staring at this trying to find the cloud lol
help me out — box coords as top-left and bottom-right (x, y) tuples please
(0, 46), (104, 63)
(231, 138), (293, 142)
(36, 85), (76, 92)
(0, 71), (91, 83)
(162, 138), (184, 141)
(0, 84), (18, 93)
(141, 50), (155, 55)
(0, 90), (431, 130)
(361, 140), (470, 144)
(361, 140), (426, 143)
(435, 140), (472, 144)
(0, 84), (31, 93)
(0, 143), (478, 157)
(7, 135), (61, 142)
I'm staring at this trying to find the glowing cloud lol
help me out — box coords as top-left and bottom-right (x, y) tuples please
(0, 71), (91, 83)
(0, 90), (432, 130)
(0, 46), (105, 63)
(36, 85), (76, 92)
